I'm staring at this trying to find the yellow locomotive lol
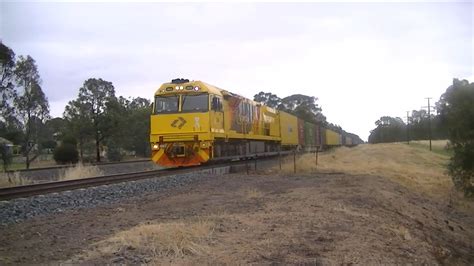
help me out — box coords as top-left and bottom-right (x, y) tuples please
(150, 79), (356, 167)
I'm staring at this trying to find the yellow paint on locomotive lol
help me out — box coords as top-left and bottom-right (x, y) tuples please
(150, 81), (218, 167)
(150, 80), (282, 167)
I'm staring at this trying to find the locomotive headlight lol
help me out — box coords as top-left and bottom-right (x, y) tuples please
(180, 86), (184, 90)
(175, 86), (179, 90)
(194, 86), (199, 91)
(152, 144), (159, 150)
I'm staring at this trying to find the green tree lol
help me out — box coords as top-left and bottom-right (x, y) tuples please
(126, 97), (152, 157)
(64, 99), (93, 161)
(106, 96), (151, 158)
(280, 94), (325, 123)
(0, 42), (16, 124)
(368, 116), (406, 143)
(437, 78), (474, 196)
(68, 78), (117, 162)
(13, 55), (50, 169)
(253, 92), (282, 108)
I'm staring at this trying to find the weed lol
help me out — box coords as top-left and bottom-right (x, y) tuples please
(244, 188), (264, 199)
(0, 171), (30, 188)
(60, 164), (103, 181)
(95, 219), (214, 260)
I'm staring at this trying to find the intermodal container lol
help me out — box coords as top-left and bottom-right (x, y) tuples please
(297, 118), (305, 146)
(304, 122), (315, 147)
(325, 129), (341, 145)
(345, 136), (353, 146)
(314, 123), (322, 147)
(280, 111), (299, 146)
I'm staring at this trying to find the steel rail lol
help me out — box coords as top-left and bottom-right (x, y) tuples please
(0, 165), (206, 201)
(0, 154), (287, 201)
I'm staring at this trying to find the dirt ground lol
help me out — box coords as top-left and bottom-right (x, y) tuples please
(1, 170), (473, 265)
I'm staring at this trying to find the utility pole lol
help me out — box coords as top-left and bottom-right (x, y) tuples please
(406, 111), (410, 145)
(423, 97), (433, 151)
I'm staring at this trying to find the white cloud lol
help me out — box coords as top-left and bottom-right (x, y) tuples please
(2, 2), (472, 141)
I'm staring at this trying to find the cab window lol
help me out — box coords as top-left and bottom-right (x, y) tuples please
(211, 95), (223, 111)
(154, 95), (179, 114)
(182, 93), (209, 112)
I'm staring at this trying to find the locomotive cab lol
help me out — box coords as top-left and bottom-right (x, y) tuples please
(150, 79), (223, 167)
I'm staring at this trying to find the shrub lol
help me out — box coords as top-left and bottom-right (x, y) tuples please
(107, 145), (123, 162)
(106, 139), (123, 162)
(61, 135), (78, 146)
(0, 143), (12, 172)
(438, 79), (474, 196)
(54, 143), (79, 164)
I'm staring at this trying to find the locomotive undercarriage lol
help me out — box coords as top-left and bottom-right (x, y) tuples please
(212, 139), (280, 158)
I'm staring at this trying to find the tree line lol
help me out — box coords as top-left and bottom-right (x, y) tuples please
(0, 42), (151, 170)
(368, 110), (448, 144)
(368, 79), (473, 196)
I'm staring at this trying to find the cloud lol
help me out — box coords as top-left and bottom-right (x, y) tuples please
(1, 2), (472, 141)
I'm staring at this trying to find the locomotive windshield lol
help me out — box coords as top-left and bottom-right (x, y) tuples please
(154, 95), (179, 113)
(182, 93), (209, 112)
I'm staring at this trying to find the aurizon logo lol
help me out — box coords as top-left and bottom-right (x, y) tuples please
(171, 117), (187, 129)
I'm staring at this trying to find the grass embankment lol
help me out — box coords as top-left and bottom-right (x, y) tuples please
(279, 143), (454, 199)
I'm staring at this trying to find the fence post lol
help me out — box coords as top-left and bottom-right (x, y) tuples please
(293, 148), (296, 173)
(315, 146), (319, 168)
(254, 154), (257, 171)
(245, 143), (249, 175)
(279, 149), (282, 170)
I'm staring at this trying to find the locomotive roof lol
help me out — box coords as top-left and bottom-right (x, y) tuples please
(155, 80), (265, 107)
(155, 80), (225, 96)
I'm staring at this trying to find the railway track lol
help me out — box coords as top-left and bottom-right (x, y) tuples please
(0, 154), (287, 201)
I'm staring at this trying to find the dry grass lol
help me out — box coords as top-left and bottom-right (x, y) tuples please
(277, 143), (453, 197)
(60, 164), (103, 181)
(87, 219), (214, 262)
(411, 139), (450, 149)
(243, 188), (264, 199)
(0, 171), (30, 188)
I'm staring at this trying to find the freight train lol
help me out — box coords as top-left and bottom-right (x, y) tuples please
(150, 79), (359, 167)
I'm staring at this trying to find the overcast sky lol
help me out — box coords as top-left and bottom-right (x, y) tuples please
(1, 1), (472, 140)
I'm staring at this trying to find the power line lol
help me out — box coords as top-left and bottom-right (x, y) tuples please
(406, 111), (410, 145)
(422, 97), (433, 151)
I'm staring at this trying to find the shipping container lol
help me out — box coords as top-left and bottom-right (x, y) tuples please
(280, 111), (299, 146)
(314, 123), (322, 147)
(325, 128), (341, 145)
(304, 122), (316, 148)
(297, 118), (305, 146)
(345, 136), (353, 146)
(320, 126), (326, 147)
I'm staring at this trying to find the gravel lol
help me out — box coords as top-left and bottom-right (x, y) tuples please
(0, 167), (230, 225)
